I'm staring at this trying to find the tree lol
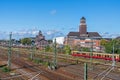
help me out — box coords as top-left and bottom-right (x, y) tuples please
(20, 38), (32, 45)
(104, 39), (120, 54)
(72, 45), (81, 51)
(45, 45), (53, 52)
(47, 40), (53, 44)
(100, 39), (107, 46)
(64, 45), (71, 55)
(81, 47), (90, 52)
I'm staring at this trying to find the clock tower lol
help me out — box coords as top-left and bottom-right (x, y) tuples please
(79, 17), (87, 36)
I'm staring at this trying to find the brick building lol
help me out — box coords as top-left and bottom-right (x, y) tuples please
(64, 17), (102, 50)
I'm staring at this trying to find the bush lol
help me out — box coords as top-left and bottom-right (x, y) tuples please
(42, 62), (49, 66)
(33, 58), (40, 64)
(2, 67), (10, 72)
(45, 56), (49, 59)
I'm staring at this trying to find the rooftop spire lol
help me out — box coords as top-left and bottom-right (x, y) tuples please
(39, 30), (42, 35)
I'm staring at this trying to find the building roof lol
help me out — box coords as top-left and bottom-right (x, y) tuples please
(67, 32), (79, 37)
(67, 32), (101, 38)
(87, 32), (101, 38)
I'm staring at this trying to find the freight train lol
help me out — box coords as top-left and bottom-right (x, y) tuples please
(71, 51), (120, 62)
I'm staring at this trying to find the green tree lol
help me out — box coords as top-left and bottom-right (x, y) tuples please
(47, 40), (53, 44)
(81, 47), (90, 52)
(104, 39), (120, 54)
(45, 45), (53, 52)
(100, 39), (107, 46)
(20, 38), (32, 45)
(64, 45), (71, 55)
(105, 42), (112, 53)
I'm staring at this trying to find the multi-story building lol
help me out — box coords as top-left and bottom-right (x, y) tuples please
(64, 17), (102, 50)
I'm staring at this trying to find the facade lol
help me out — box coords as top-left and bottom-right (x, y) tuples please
(35, 30), (48, 49)
(64, 17), (102, 50)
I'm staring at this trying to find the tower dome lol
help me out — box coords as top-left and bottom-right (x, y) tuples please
(81, 16), (86, 20)
(80, 16), (86, 23)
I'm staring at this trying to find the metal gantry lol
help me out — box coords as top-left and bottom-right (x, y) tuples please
(7, 32), (12, 69)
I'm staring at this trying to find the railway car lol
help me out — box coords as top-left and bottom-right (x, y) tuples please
(71, 51), (120, 62)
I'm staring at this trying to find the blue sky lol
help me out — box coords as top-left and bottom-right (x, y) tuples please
(0, 0), (120, 39)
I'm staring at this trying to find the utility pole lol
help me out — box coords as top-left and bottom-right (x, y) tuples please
(7, 32), (12, 69)
(54, 38), (57, 69)
(31, 42), (35, 60)
(112, 39), (115, 68)
(84, 63), (88, 80)
(90, 38), (93, 70)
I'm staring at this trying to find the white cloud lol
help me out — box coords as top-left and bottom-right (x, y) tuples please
(99, 32), (120, 38)
(46, 30), (59, 35)
(50, 10), (57, 15)
(31, 30), (39, 35)
(46, 31), (53, 35)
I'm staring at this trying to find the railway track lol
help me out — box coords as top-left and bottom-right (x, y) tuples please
(0, 47), (73, 80)
(0, 47), (120, 80)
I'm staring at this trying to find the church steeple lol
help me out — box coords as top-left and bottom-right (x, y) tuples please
(38, 30), (42, 36)
(79, 17), (87, 35)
